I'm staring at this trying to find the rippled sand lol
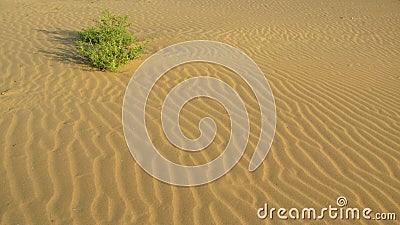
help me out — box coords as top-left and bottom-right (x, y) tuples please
(0, 0), (399, 224)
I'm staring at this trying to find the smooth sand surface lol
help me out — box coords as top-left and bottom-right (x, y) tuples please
(1, 0), (399, 224)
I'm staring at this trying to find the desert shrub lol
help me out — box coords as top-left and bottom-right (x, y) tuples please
(76, 10), (145, 71)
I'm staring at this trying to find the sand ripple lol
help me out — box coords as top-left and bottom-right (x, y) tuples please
(0, 0), (399, 224)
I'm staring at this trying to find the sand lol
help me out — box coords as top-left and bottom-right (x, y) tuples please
(1, 0), (399, 224)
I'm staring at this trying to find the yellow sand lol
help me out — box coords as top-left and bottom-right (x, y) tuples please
(0, 0), (399, 224)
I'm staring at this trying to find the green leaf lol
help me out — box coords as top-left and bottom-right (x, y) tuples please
(76, 9), (146, 71)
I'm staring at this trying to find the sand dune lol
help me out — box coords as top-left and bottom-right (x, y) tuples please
(1, 0), (399, 224)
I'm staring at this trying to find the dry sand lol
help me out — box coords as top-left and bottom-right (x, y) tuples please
(1, 0), (399, 224)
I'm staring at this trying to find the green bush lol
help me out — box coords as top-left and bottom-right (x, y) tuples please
(76, 10), (145, 71)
